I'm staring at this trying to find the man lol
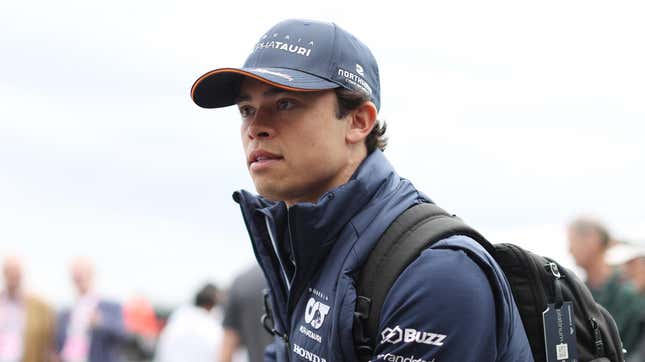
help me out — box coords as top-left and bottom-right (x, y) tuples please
(191, 19), (532, 361)
(607, 240), (645, 294)
(1, 256), (56, 362)
(606, 241), (645, 362)
(56, 257), (125, 362)
(567, 218), (644, 354)
(219, 265), (272, 362)
(155, 283), (224, 362)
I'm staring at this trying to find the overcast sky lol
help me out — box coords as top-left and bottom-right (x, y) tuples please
(1, 0), (644, 307)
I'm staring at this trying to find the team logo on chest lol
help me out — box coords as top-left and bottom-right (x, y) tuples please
(298, 288), (331, 343)
(304, 297), (330, 329)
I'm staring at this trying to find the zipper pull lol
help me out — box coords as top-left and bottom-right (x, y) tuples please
(545, 261), (565, 307)
(590, 317), (605, 357)
(546, 262), (561, 279)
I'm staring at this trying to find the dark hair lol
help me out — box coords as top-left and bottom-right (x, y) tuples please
(194, 283), (218, 309)
(334, 88), (387, 153)
(569, 218), (611, 248)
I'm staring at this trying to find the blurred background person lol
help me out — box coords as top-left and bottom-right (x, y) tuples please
(567, 218), (643, 354)
(607, 240), (645, 294)
(1, 255), (56, 362)
(154, 283), (224, 362)
(56, 257), (125, 362)
(121, 295), (161, 362)
(606, 241), (645, 362)
(219, 265), (272, 362)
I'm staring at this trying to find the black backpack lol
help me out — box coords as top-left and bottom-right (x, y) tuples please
(353, 203), (625, 362)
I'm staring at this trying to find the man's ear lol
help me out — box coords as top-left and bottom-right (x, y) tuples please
(346, 101), (378, 145)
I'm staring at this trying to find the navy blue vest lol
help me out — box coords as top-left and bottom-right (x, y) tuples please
(234, 150), (533, 362)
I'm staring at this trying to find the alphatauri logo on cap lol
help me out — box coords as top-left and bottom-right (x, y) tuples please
(253, 33), (315, 57)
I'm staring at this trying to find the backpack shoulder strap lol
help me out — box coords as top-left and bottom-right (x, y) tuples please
(354, 202), (492, 360)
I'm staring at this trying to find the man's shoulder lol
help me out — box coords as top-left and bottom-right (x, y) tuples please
(373, 236), (503, 359)
(386, 235), (497, 308)
(612, 278), (645, 312)
(377, 235), (533, 360)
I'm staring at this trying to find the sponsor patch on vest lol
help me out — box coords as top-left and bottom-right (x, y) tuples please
(299, 324), (322, 343)
(376, 353), (436, 362)
(308, 288), (329, 301)
(380, 325), (446, 347)
(292, 343), (326, 362)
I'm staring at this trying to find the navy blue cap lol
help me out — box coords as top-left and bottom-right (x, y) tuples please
(191, 19), (381, 110)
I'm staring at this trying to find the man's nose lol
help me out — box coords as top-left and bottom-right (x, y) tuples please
(247, 109), (275, 140)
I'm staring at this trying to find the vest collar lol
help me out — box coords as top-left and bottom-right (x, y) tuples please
(233, 150), (402, 314)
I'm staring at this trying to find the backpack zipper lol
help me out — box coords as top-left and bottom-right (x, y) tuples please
(589, 317), (605, 357)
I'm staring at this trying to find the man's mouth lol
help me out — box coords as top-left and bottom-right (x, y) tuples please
(255, 156), (280, 162)
(248, 150), (284, 170)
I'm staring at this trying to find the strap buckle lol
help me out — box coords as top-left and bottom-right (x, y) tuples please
(353, 296), (373, 361)
(261, 288), (288, 343)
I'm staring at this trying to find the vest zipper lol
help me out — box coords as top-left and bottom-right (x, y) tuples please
(265, 216), (292, 290)
(265, 215), (293, 360)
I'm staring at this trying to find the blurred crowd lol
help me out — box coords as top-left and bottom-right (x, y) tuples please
(567, 218), (645, 362)
(1, 216), (644, 362)
(0, 258), (271, 362)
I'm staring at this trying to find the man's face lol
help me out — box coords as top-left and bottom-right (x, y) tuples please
(567, 229), (603, 269)
(237, 78), (354, 205)
(2, 258), (22, 294)
(70, 260), (94, 296)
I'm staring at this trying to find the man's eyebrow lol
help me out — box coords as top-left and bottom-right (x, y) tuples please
(263, 87), (289, 96)
(233, 94), (250, 104)
(234, 86), (292, 104)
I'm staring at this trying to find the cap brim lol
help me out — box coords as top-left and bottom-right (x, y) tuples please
(191, 67), (340, 109)
(606, 244), (645, 265)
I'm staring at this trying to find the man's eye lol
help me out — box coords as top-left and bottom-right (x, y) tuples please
(277, 99), (296, 111)
(239, 105), (255, 118)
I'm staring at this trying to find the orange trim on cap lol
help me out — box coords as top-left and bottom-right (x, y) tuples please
(190, 68), (323, 101)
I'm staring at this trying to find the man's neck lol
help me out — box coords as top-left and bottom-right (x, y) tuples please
(77, 290), (96, 301)
(2, 288), (22, 302)
(585, 257), (613, 289)
(284, 149), (368, 207)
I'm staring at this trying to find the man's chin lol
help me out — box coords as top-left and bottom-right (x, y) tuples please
(253, 183), (286, 202)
